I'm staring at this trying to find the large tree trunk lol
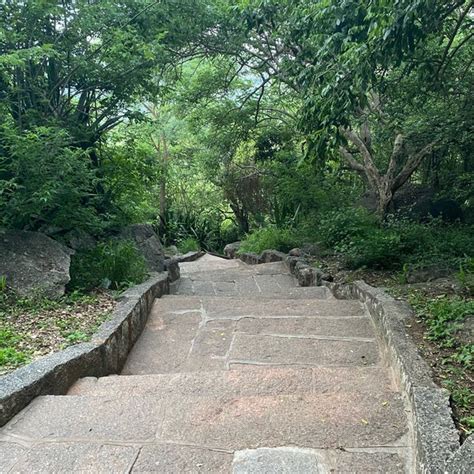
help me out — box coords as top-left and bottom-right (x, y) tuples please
(339, 125), (437, 219)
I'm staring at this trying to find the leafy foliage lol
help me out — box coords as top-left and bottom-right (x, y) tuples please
(239, 227), (299, 255)
(69, 240), (148, 291)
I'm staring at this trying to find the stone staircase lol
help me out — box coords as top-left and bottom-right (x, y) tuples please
(0, 254), (413, 472)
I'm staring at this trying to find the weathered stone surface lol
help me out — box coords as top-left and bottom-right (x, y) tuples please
(288, 247), (301, 257)
(122, 311), (201, 375)
(236, 316), (374, 339)
(164, 257), (180, 282)
(412, 387), (460, 472)
(406, 263), (451, 283)
(239, 251), (263, 265)
(224, 241), (241, 258)
(70, 367), (393, 398)
(0, 442), (27, 472)
(229, 333), (379, 367)
(233, 447), (326, 473)
(232, 447), (407, 474)
(61, 229), (96, 251)
(260, 249), (286, 263)
(9, 443), (138, 473)
(0, 229), (73, 298)
(3, 395), (164, 441)
(192, 296), (364, 319)
(133, 444), (232, 473)
(119, 223), (164, 272)
(180, 253), (243, 273)
(445, 435), (474, 473)
(160, 392), (407, 450)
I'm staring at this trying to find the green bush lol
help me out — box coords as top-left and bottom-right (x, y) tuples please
(239, 227), (299, 254)
(69, 240), (148, 291)
(340, 229), (403, 269)
(177, 237), (200, 253)
(316, 207), (377, 249)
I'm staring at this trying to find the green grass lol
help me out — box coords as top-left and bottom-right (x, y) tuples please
(408, 294), (474, 347)
(0, 327), (29, 368)
(177, 237), (200, 253)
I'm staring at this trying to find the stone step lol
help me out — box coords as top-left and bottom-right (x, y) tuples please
(2, 390), (408, 453)
(172, 276), (333, 299)
(68, 366), (397, 397)
(120, 296), (376, 375)
(0, 440), (408, 473)
(159, 294), (364, 318)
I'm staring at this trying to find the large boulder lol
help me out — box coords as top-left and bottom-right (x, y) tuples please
(0, 230), (73, 298)
(119, 224), (164, 272)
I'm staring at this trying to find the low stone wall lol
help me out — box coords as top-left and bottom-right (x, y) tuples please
(0, 272), (170, 426)
(327, 280), (470, 473)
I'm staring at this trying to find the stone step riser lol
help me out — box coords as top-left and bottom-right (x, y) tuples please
(68, 367), (397, 397)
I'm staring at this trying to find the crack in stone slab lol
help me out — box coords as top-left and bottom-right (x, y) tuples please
(228, 360), (382, 369)
(233, 332), (376, 343)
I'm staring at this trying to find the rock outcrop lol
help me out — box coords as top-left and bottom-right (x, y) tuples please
(119, 224), (164, 272)
(224, 241), (241, 258)
(0, 230), (73, 298)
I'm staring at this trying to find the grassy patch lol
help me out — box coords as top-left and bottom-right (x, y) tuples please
(405, 291), (473, 437)
(177, 237), (201, 253)
(0, 290), (115, 375)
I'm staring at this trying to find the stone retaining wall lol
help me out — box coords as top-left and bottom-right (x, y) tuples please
(0, 272), (171, 426)
(328, 281), (466, 473)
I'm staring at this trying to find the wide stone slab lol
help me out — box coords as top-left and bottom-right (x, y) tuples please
(159, 392), (408, 450)
(2, 395), (163, 442)
(173, 277), (330, 298)
(232, 446), (407, 473)
(180, 253), (244, 273)
(229, 333), (379, 367)
(236, 316), (375, 340)
(190, 296), (365, 320)
(69, 366), (395, 398)
(5, 442), (139, 473)
(122, 314), (201, 375)
(132, 444), (232, 473)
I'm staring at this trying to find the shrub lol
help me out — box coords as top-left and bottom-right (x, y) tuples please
(239, 227), (299, 254)
(316, 207), (377, 248)
(69, 239), (148, 291)
(340, 229), (403, 269)
(177, 237), (200, 253)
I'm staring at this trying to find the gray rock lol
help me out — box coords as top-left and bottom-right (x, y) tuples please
(164, 245), (178, 257)
(62, 229), (96, 251)
(0, 229), (73, 298)
(260, 249), (286, 263)
(289, 248), (302, 257)
(164, 258), (180, 282)
(406, 264), (451, 283)
(233, 447), (327, 473)
(224, 241), (241, 258)
(119, 224), (164, 272)
(239, 252), (263, 265)
(445, 435), (474, 473)
(457, 317), (474, 346)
